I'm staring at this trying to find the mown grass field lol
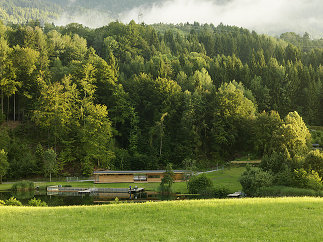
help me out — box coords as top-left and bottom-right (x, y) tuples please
(0, 167), (246, 193)
(0, 197), (322, 241)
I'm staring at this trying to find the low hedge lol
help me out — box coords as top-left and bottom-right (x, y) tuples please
(257, 186), (323, 197)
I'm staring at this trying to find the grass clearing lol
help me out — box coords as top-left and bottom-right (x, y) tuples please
(205, 166), (245, 192)
(0, 197), (322, 241)
(0, 183), (13, 191)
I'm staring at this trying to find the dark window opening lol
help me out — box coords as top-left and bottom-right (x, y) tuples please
(148, 175), (160, 178)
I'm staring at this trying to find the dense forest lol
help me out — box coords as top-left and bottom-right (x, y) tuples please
(0, 19), (322, 182)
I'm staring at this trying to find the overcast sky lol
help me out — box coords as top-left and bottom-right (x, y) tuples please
(58, 0), (323, 38)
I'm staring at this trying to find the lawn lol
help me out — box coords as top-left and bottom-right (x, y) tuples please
(0, 183), (13, 191)
(0, 197), (322, 241)
(205, 166), (245, 192)
(0, 167), (246, 193)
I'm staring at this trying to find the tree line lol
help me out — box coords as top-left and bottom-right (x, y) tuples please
(0, 20), (322, 180)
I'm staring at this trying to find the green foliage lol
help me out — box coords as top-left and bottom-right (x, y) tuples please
(0, 199), (4, 205)
(28, 198), (47, 207)
(43, 149), (57, 181)
(270, 112), (311, 157)
(0, 114), (5, 124)
(304, 150), (323, 178)
(112, 197), (120, 205)
(187, 174), (213, 195)
(254, 111), (282, 155)
(292, 169), (322, 190)
(8, 141), (38, 178)
(159, 163), (175, 194)
(35, 143), (44, 174)
(273, 164), (294, 186)
(81, 158), (94, 177)
(260, 148), (322, 190)
(240, 165), (273, 196)
(213, 186), (230, 198)
(311, 128), (323, 147)
(113, 149), (131, 170)
(211, 81), (256, 158)
(0, 19), (322, 178)
(258, 186), (322, 197)
(11, 180), (34, 191)
(5, 196), (22, 206)
(261, 151), (290, 174)
(0, 128), (10, 153)
(0, 149), (8, 183)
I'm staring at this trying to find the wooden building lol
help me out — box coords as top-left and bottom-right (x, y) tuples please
(93, 170), (188, 183)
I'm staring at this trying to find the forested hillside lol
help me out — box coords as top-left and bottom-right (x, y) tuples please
(0, 0), (60, 24)
(0, 20), (322, 180)
(0, 0), (163, 25)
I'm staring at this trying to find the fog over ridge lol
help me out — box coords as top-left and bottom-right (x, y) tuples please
(57, 0), (323, 37)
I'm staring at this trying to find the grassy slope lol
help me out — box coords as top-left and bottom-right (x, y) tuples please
(0, 167), (245, 193)
(205, 166), (244, 192)
(0, 197), (322, 241)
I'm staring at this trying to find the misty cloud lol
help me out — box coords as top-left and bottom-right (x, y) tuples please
(56, 0), (323, 37)
(55, 9), (114, 29)
(119, 0), (323, 37)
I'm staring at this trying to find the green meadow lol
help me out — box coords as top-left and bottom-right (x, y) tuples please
(0, 197), (322, 241)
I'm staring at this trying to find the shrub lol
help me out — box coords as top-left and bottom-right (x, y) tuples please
(11, 180), (34, 191)
(240, 165), (273, 196)
(214, 187), (230, 198)
(0, 200), (5, 206)
(305, 170), (322, 190)
(111, 197), (120, 204)
(28, 198), (47, 207)
(304, 150), (323, 178)
(293, 168), (322, 190)
(188, 174), (213, 195)
(274, 164), (294, 186)
(258, 186), (321, 197)
(5, 197), (22, 206)
(261, 151), (289, 173)
(159, 163), (175, 195)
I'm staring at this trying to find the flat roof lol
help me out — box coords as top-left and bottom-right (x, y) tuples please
(93, 170), (189, 174)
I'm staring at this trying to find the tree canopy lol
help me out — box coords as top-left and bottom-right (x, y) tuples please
(0, 20), (322, 179)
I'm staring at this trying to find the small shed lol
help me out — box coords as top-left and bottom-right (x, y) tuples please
(93, 170), (188, 183)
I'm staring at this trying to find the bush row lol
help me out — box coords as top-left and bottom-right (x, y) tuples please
(11, 181), (34, 191)
(0, 197), (47, 207)
(187, 174), (230, 198)
(258, 186), (323, 197)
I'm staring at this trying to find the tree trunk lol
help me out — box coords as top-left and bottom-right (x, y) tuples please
(50, 172), (52, 182)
